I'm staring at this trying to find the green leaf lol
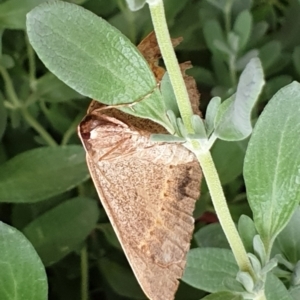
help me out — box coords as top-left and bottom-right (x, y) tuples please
(290, 286), (300, 300)
(187, 66), (215, 87)
(0, 145), (89, 203)
(203, 19), (226, 55)
(265, 273), (293, 300)
(205, 96), (221, 136)
(191, 114), (207, 138)
(292, 46), (300, 78)
(206, 0), (234, 13)
(99, 257), (147, 299)
(0, 91), (7, 140)
(182, 248), (238, 293)
(23, 196), (99, 266)
(238, 215), (256, 253)
(214, 58), (265, 141)
(236, 49), (259, 71)
(26, 1), (172, 131)
(233, 10), (252, 50)
(244, 82), (300, 246)
(0, 222), (47, 300)
(259, 41), (281, 72)
(248, 21), (268, 48)
(211, 139), (246, 185)
(261, 75), (293, 103)
(11, 192), (71, 229)
(275, 206), (300, 264)
(160, 71), (180, 117)
(97, 223), (122, 250)
(35, 73), (84, 103)
(194, 223), (230, 249)
(150, 134), (186, 143)
(0, 0), (47, 29)
(201, 291), (243, 300)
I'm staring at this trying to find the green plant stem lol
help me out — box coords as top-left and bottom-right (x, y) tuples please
(25, 33), (37, 91)
(197, 151), (255, 276)
(149, 1), (194, 134)
(0, 66), (21, 108)
(149, 0), (254, 280)
(81, 245), (89, 300)
(22, 107), (58, 147)
(61, 113), (83, 146)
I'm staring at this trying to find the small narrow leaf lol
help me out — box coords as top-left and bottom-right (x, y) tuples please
(205, 96), (221, 136)
(233, 10), (252, 50)
(238, 215), (257, 253)
(236, 271), (254, 293)
(23, 197), (99, 266)
(214, 58), (265, 141)
(0, 222), (48, 300)
(191, 114), (207, 138)
(160, 71), (180, 117)
(203, 20), (226, 54)
(253, 235), (267, 265)
(0, 145), (89, 203)
(244, 82), (300, 245)
(247, 253), (262, 274)
(259, 41), (281, 72)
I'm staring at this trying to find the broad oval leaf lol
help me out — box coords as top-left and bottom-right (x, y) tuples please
(26, 1), (172, 130)
(0, 222), (47, 300)
(0, 145), (89, 203)
(23, 196), (99, 266)
(244, 82), (300, 246)
(214, 58), (265, 141)
(182, 248), (238, 293)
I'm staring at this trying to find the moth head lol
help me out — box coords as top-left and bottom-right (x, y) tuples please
(78, 113), (137, 161)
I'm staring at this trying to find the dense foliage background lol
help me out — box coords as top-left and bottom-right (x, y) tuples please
(1, 0), (300, 299)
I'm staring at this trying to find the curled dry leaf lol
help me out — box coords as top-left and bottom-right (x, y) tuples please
(78, 32), (202, 300)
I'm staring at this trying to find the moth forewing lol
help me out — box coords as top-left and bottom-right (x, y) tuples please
(78, 106), (201, 300)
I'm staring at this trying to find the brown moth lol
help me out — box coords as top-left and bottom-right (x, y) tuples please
(78, 33), (202, 300)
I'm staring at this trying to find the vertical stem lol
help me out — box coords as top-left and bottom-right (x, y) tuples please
(197, 151), (254, 277)
(22, 107), (58, 147)
(81, 245), (89, 300)
(149, 1), (194, 134)
(25, 33), (37, 91)
(147, 0), (254, 277)
(0, 66), (21, 107)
